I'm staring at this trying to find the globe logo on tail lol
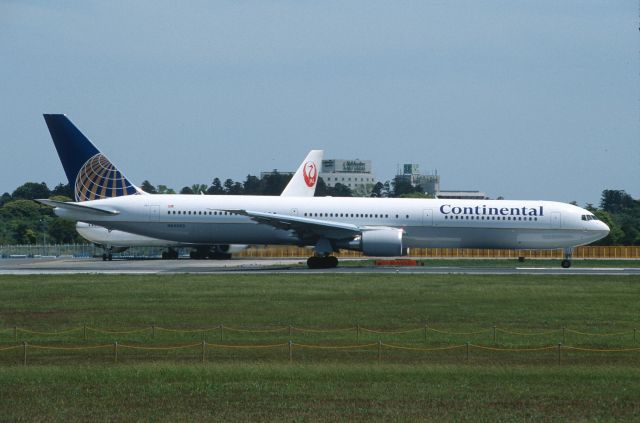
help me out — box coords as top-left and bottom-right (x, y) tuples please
(303, 161), (317, 188)
(74, 154), (138, 201)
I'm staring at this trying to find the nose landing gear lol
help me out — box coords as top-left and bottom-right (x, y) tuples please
(561, 248), (572, 268)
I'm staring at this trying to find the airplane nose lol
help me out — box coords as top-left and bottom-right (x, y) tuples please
(592, 220), (610, 241)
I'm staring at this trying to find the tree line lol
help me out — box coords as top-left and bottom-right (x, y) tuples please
(0, 177), (637, 246)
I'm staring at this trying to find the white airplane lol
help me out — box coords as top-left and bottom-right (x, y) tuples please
(75, 149), (323, 260)
(38, 115), (609, 269)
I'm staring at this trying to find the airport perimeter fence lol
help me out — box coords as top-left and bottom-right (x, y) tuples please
(1, 324), (639, 366)
(1, 244), (639, 260)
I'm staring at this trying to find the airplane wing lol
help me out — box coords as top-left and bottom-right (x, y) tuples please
(230, 209), (361, 240)
(36, 199), (120, 215)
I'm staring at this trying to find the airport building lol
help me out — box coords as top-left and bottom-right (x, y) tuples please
(398, 163), (488, 199)
(436, 190), (489, 200)
(396, 164), (441, 197)
(259, 170), (294, 178)
(320, 159), (376, 196)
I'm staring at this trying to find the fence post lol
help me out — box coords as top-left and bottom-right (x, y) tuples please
(378, 340), (382, 364)
(23, 341), (27, 366)
(220, 324), (224, 342)
(465, 342), (469, 361)
(493, 326), (496, 343)
(424, 324), (427, 342)
(83, 324), (87, 341)
(289, 325), (292, 337)
(201, 340), (206, 363)
(114, 341), (118, 363)
(288, 340), (293, 363)
(557, 343), (562, 364)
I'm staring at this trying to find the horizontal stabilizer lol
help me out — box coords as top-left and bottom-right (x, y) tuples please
(36, 199), (119, 215)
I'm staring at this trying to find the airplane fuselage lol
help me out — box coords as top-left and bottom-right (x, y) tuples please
(55, 195), (609, 251)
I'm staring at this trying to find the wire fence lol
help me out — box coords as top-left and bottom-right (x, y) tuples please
(3, 340), (640, 366)
(1, 244), (639, 260)
(1, 324), (637, 345)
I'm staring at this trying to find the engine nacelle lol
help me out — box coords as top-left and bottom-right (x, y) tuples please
(360, 229), (406, 257)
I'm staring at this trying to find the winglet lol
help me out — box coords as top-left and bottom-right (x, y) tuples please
(280, 150), (323, 197)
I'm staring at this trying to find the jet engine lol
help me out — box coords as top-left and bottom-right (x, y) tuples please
(359, 228), (406, 257)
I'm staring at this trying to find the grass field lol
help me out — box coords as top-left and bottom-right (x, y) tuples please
(0, 273), (639, 421)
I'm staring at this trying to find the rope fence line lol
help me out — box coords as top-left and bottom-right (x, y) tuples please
(291, 326), (357, 333)
(86, 327), (149, 334)
(470, 344), (557, 352)
(426, 328), (492, 335)
(360, 327), (423, 334)
(3, 325), (638, 343)
(495, 328), (562, 336)
(294, 342), (379, 350)
(17, 327), (83, 335)
(383, 343), (466, 352)
(223, 326), (289, 333)
(4, 341), (640, 366)
(565, 329), (632, 337)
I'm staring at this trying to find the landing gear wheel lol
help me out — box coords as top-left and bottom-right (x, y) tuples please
(162, 252), (168, 260)
(102, 253), (107, 261)
(307, 256), (339, 269)
(561, 259), (571, 268)
(107, 253), (113, 261)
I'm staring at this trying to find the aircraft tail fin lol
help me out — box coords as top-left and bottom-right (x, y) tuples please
(280, 150), (323, 197)
(43, 114), (142, 202)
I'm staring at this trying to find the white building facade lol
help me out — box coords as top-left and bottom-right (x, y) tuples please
(320, 159), (376, 196)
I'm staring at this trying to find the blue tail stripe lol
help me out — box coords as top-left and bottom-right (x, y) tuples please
(43, 114), (138, 201)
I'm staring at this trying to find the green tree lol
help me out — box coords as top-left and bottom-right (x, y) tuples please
(391, 176), (420, 197)
(370, 182), (386, 198)
(12, 182), (50, 200)
(48, 219), (81, 243)
(260, 172), (291, 196)
(191, 184), (208, 195)
(206, 178), (224, 195)
(0, 192), (11, 207)
(600, 190), (634, 214)
(179, 186), (194, 194)
(591, 209), (624, 245)
(0, 200), (45, 220)
(243, 175), (261, 195)
(156, 185), (175, 194)
(140, 180), (157, 194)
(51, 183), (73, 198)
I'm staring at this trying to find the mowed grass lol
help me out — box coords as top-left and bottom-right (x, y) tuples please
(0, 273), (639, 421)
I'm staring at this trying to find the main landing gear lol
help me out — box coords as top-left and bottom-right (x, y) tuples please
(561, 248), (573, 268)
(307, 255), (338, 269)
(307, 238), (339, 269)
(101, 252), (113, 261)
(161, 248), (179, 260)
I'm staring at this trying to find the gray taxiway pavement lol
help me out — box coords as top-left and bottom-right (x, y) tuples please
(1, 257), (639, 275)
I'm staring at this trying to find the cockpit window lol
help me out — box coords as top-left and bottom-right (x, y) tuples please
(581, 214), (600, 221)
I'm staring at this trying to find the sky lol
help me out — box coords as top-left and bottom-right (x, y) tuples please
(1, 1), (638, 205)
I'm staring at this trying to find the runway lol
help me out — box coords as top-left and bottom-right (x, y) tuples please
(1, 257), (640, 275)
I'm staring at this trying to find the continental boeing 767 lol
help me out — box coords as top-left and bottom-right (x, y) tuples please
(38, 114), (609, 268)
